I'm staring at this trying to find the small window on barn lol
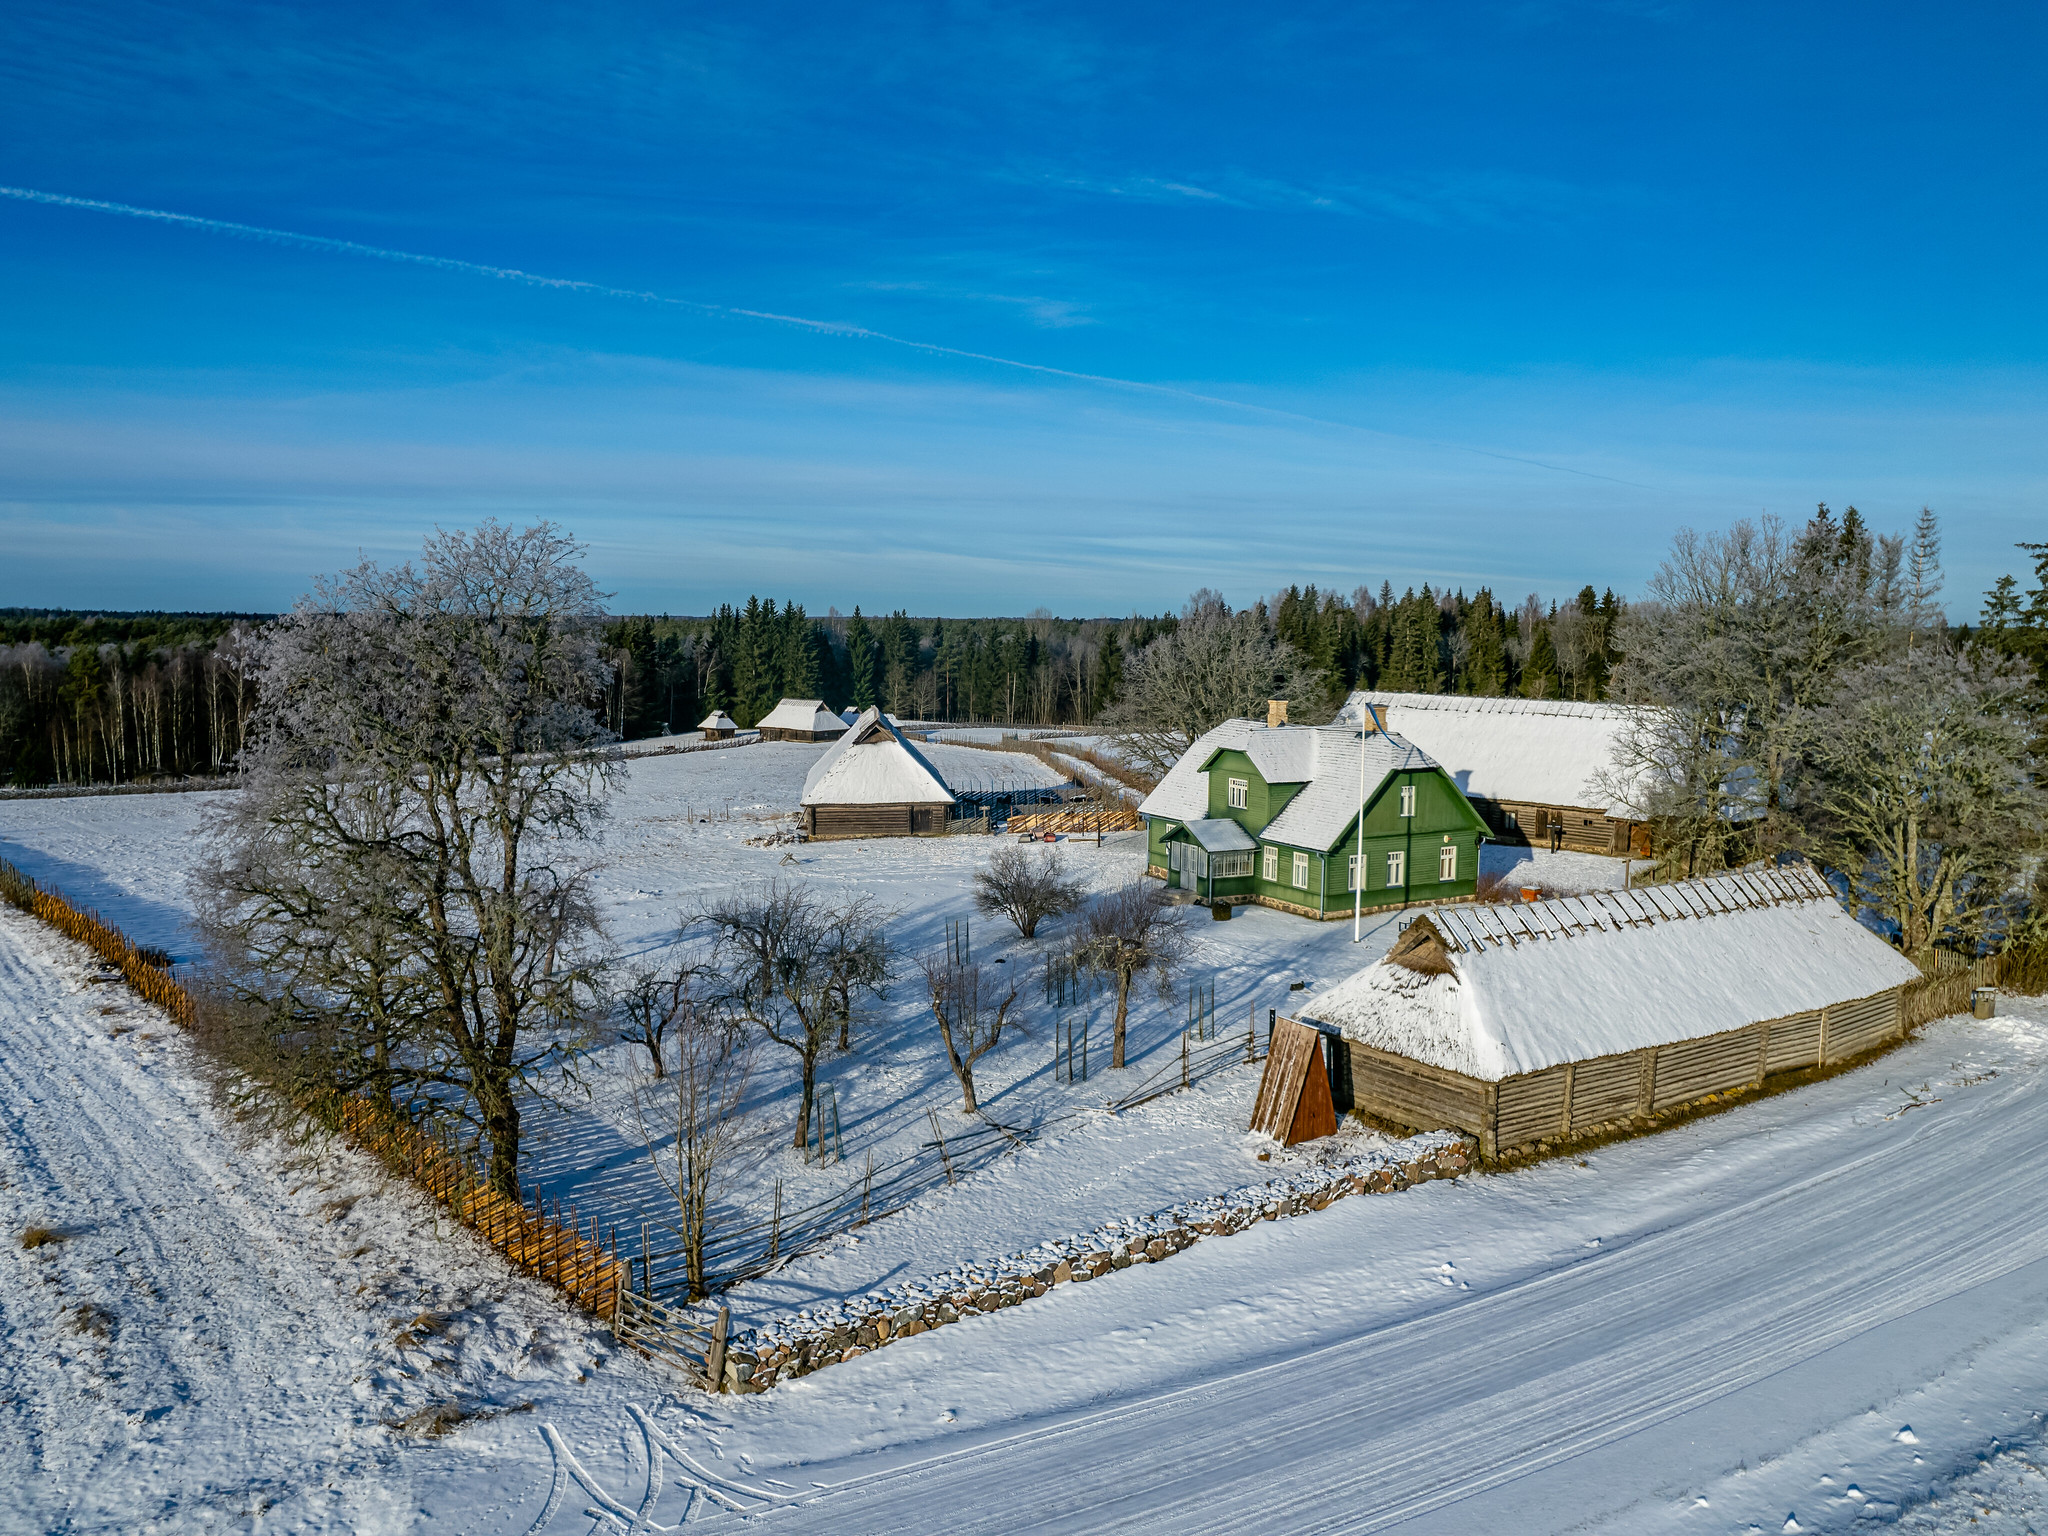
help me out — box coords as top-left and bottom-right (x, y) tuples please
(1227, 777), (1249, 810)
(1387, 850), (1406, 886)
(1504, 809), (1519, 830)
(1262, 846), (1278, 882)
(1291, 851), (1310, 888)
(1439, 843), (1458, 881)
(1399, 783), (1416, 817)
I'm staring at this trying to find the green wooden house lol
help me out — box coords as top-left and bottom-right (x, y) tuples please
(1137, 717), (1491, 919)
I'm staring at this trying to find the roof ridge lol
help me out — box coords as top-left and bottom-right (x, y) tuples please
(1438, 866), (1836, 951)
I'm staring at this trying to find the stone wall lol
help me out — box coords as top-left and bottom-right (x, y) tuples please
(714, 1130), (1476, 1393)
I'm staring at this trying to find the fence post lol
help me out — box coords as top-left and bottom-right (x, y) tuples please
(1181, 1029), (1189, 1088)
(861, 1151), (874, 1225)
(707, 1307), (730, 1392)
(770, 1181), (782, 1262)
(1246, 1003), (1256, 1064)
(928, 1109), (955, 1185)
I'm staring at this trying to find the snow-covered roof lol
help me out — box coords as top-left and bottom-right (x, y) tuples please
(1336, 691), (1644, 818)
(840, 707), (859, 724)
(1300, 866), (1924, 1081)
(698, 710), (737, 731)
(759, 698), (844, 734)
(1183, 818), (1258, 853)
(1138, 719), (1440, 852)
(801, 708), (956, 807)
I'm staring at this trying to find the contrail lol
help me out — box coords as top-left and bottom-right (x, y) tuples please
(0, 183), (1652, 489)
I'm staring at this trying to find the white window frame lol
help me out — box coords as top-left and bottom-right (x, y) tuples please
(1291, 851), (1310, 889)
(1347, 852), (1363, 891)
(1439, 842), (1458, 881)
(1262, 846), (1278, 883)
(1227, 776), (1249, 810)
(1216, 850), (1253, 878)
(1399, 783), (1416, 818)
(1386, 849), (1406, 887)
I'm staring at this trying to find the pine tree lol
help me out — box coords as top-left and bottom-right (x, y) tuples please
(847, 607), (878, 710)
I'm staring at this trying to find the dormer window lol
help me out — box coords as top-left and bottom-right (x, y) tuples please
(1399, 783), (1416, 818)
(1227, 777), (1249, 810)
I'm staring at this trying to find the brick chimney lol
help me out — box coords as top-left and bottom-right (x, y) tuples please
(1266, 699), (1289, 728)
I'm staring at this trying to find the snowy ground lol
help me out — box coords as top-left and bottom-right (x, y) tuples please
(4, 895), (2047, 1532)
(0, 744), (1637, 1326)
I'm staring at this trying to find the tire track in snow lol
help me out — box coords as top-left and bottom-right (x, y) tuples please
(710, 1047), (2048, 1533)
(0, 909), (391, 1531)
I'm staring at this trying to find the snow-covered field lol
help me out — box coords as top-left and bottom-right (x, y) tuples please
(0, 743), (1637, 1327)
(29, 746), (2035, 1532)
(4, 892), (2046, 1532)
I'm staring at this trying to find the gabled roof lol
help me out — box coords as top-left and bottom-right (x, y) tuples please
(1337, 690), (1645, 817)
(1138, 718), (1442, 851)
(800, 707), (956, 806)
(1300, 866), (1923, 1080)
(698, 710), (737, 731)
(1182, 817), (1258, 853)
(759, 697), (844, 733)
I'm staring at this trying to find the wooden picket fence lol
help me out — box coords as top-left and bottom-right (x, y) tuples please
(0, 855), (627, 1327)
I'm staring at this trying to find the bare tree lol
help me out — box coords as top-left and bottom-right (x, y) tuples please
(819, 893), (892, 1051)
(1069, 882), (1193, 1068)
(919, 955), (1021, 1113)
(1100, 591), (1327, 778)
(617, 957), (707, 1079)
(195, 521), (618, 1197)
(692, 879), (889, 1147)
(632, 990), (756, 1300)
(1797, 644), (2042, 959)
(973, 845), (1089, 939)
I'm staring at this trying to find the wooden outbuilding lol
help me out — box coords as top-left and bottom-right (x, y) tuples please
(697, 710), (738, 741)
(799, 707), (957, 838)
(1249, 1018), (1340, 1144)
(1296, 865), (1926, 1161)
(757, 698), (847, 742)
(1338, 691), (1651, 857)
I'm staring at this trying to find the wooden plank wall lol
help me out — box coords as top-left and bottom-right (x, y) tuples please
(1333, 979), (1942, 1160)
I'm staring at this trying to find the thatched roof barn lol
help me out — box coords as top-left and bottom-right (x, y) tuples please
(1337, 691), (1650, 856)
(1297, 865), (1924, 1159)
(799, 707), (957, 838)
(758, 698), (846, 741)
(698, 710), (738, 741)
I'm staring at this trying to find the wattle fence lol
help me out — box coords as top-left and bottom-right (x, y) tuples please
(0, 854), (635, 1334)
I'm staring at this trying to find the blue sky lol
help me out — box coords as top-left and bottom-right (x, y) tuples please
(2, 1), (2043, 617)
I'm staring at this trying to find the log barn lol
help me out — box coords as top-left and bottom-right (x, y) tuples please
(757, 698), (848, 742)
(799, 707), (958, 839)
(697, 710), (738, 740)
(1338, 691), (1650, 857)
(1296, 865), (1925, 1161)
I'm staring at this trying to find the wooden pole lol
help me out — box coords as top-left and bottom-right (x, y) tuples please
(707, 1307), (730, 1392)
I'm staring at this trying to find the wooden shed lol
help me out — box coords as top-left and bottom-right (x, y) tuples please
(758, 698), (846, 742)
(697, 710), (738, 741)
(1249, 1017), (1339, 1145)
(1296, 866), (1927, 1161)
(799, 707), (957, 838)
(1338, 691), (1651, 857)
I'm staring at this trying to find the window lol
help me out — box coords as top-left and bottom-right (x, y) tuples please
(1504, 810), (1519, 831)
(1399, 783), (1416, 818)
(1386, 850), (1406, 886)
(1291, 851), (1310, 889)
(1262, 846), (1279, 882)
(1216, 850), (1253, 878)
(1227, 776), (1249, 810)
(1439, 842), (1458, 881)
(1347, 852), (1363, 891)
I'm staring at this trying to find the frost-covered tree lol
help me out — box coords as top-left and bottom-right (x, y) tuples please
(1069, 882), (1193, 1069)
(1797, 645), (2042, 958)
(196, 522), (618, 1197)
(1099, 591), (1326, 778)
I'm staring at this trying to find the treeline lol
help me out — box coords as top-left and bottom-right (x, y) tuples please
(598, 581), (1625, 738)
(0, 611), (266, 787)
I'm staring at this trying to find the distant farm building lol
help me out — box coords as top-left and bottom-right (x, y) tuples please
(1338, 691), (1650, 858)
(800, 707), (957, 839)
(1138, 703), (1490, 920)
(1296, 865), (1925, 1160)
(757, 698), (846, 742)
(697, 710), (738, 741)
